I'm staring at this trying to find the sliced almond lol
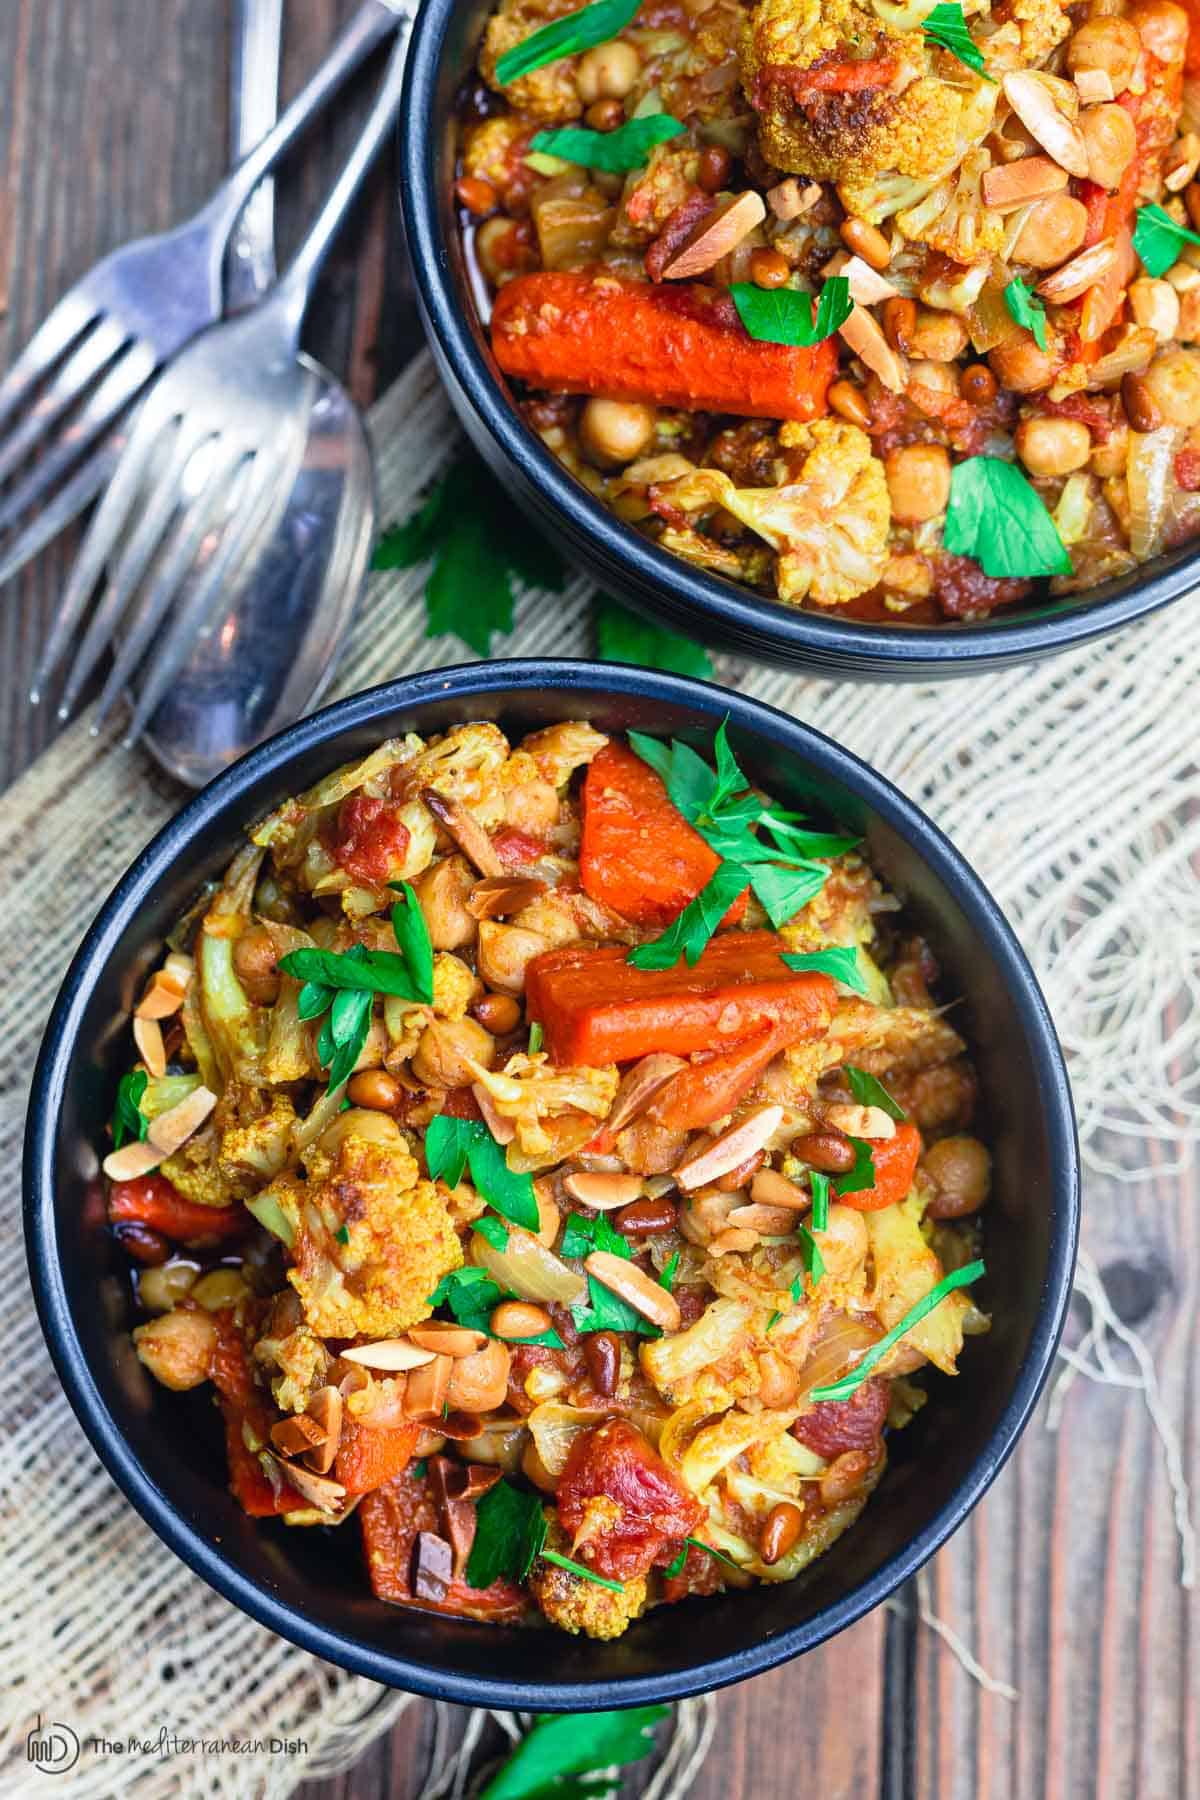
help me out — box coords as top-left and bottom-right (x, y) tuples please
(268, 1453), (345, 1515)
(132, 1014), (167, 1079)
(146, 1084), (218, 1157)
(838, 305), (905, 392)
(404, 1353), (454, 1418)
(584, 1250), (681, 1331)
(164, 951), (195, 987)
(341, 1339), (437, 1372)
(707, 1227), (760, 1257)
(1036, 237), (1119, 303)
(135, 970), (187, 1020)
(829, 252), (901, 306)
(421, 787), (503, 877)
(1074, 68), (1114, 103)
(600, 1053), (687, 1142)
(471, 1082), (517, 1145)
(407, 1322), (488, 1357)
(102, 1139), (162, 1182)
(726, 1201), (801, 1235)
(305, 1386), (343, 1474)
(750, 1167), (810, 1210)
(1164, 132), (1200, 193)
(270, 1414), (326, 1458)
(662, 191), (767, 281)
(466, 876), (549, 920)
(981, 155), (1069, 212)
(767, 177), (821, 221)
(675, 1105), (785, 1192)
(822, 1101), (896, 1140)
(562, 1170), (644, 1210)
(1003, 72), (1088, 177)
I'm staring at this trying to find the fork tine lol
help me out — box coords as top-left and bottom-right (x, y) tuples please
(30, 386), (178, 704)
(55, 421), (207, 719)
(0, 314), (128, 488)
(0, 338), (154, 538)
(0, 293), (98, 435)
(120, 453), (283, 746)
(88, 454), (246, 728)
(0, 452), (112, 590)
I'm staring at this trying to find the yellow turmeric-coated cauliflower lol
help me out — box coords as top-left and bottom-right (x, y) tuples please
(471, 1053), (620, 1158)
(651, 419), (890, 606)
(480, 0), (583, 125)
(529, 1514), (648, 1638)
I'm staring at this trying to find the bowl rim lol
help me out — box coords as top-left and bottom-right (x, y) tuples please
(397, 0), (1199, 672)
(25, 659), (1080, 1707)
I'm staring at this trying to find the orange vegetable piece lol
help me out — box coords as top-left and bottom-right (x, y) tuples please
(836, 1121), (923, 1212)
(579, 740), (748, 930)
(108, 1174), (246, 1243)
(491, 271), (837, 422)
(359, 1468), (529, 1620)
(335, 1418), (424, 1497)
(525, 929), (836, 1067)
(644, 1024), (785, 1132)
(208, 1310), (306, 1516)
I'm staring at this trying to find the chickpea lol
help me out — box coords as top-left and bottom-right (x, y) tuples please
(1015, 415), (1092, 477)
(347, 1067), (403, 1112)
(885, 444), (951, 523)
(137, 1260), (198, 1313)
(828, 379), (872, 427)
(1129, 0), (1189, 62)
(989, 335), (1058, 393)
(505, 775), (559, 837)
(1080, 103), (1137, 191)
(922, 1135), (992, 1218)
(412, 1016), (496, 1088)
(475, 216), (524, 285)
(412, 855), (476, 951)
(446, 1338), (511, 1412)
(232, 924), (279, 1006)
(318, 1107), (404, 1156)
(579, 396), (656, 468)
(1140, 347), (1200, 424)
(576, 40), (640, 104)
(521, 1439), (558, 1493)
(909, 358), (959, 397)
(477, 921), (551, 995)
(471, 990), (522, 1033)
(1129, 276), (1181, 343)
(1012, 194), (1089, 269)
(190, 1268), (249, 1311)
(908, 307), (969, 361)
(1089, 420), (1129, 476)
(133, 1308), (217, 1391)
(1066, 17), (1142, 90)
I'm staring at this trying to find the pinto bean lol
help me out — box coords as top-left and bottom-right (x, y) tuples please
(760, 1500), (804, 1565)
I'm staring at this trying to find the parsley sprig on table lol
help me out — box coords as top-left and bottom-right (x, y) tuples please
(594, 593), (713, 678)
(480, 1705), (669, 1800)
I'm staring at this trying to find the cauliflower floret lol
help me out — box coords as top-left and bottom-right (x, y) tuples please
(611, 143), (700, 248)
(480, 0), (584, 124)
(160, 1123), (240, 1209)
(471, 1053), (620, 1157)
(529, 1514), (648, 1638)
(651, 419), (890, 606)
(431, 952), (477, 1021)
(253, 1317), (328, 1413)
(999, 0), (1072, 65)
(219, 1093), (298, 1191)
(461, 116), (535, 202)
(893, 147), (1004, 264)
(518, 721), (608, 789)
(272, 1133), (462, 1339)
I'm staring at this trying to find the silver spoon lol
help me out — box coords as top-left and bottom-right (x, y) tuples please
(141, 0), (383, 788)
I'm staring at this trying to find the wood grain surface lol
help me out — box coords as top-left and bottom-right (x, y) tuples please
(2, 6), (1195, 1797)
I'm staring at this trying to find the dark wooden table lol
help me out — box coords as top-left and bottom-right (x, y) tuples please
(4, 6), (1195, 1796)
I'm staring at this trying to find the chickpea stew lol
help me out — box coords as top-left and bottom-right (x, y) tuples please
(106, 720), (988, 1637)
(460, 0), (1200, 623)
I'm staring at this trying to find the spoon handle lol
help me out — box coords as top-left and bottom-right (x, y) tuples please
(226, 0), (283, 308)
(273, 27), (413, 329)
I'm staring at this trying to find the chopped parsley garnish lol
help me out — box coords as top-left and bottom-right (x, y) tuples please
(540, 1549), (626, 1592)
(781, 946), (870, 995)
(1132, 202), (1200, 278)
(427, 1263), (565, 1347)
(943, 456), (1072, 579)
(844, 1064), (907, 1121)
(664, 1536), (744, 1579)
(627, 861), (752, 971)
(479, 1706), (668, 1800)
(494, 0), (643, 85)
(595, 592), (714, 679)
(794, 1225), (825, 1291)
(809, 1169), (831, 1234)
(921, 2), (994, 79)
(465, 1479), (547, 1588)
(335, 1224), (350, 1245)
(730, 276), (853, 348)
(562, 1212), (662, 1337)
(529, 114), (684, 174)
(1004, 276), (1047, 352)
(111, 1068), (149, 1149)
(425, 1115), (540, 1231)
(833, 1135), (877, 1197)
(809, 1259), (986, 1401)
(527, 1021), (544, 1055)
(659, 1250), (680, 1292)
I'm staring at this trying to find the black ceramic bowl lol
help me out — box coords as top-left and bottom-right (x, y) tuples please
(399, 0), (1200, 679)
(26, 661), (1078, 1707)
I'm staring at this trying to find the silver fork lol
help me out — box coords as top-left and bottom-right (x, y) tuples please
(37, 27), (412, 745)
(0, 0), (401, 583)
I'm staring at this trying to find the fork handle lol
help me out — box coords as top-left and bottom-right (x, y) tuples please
(203, 0), (404, 256)
(226, 0), (283, 307)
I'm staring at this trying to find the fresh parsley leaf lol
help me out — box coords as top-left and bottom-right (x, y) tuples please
(685, 1536), (743, 1572)
(318, 986), (373, 1096)
(465, 1479), (547, 1588)
(530, 113), (684, 174)
(730, 276), (853, 348)
(527, 1020), (544, 1055)
(478, 1705), (669, 1800)
(277, 944), (428, 1000)
(844, 1064), (907, 1121)
(627, 861), (751, 970)
(834, 1135), (877, 1197)
(745, 860), (829, 930)
(781, 946), (870, 995)
(387, 881), (435, 1004)
(335, 1224), (351, 1245)
(809, 1169), (831, 1234)
(561, 1211), (628, 1260)
(664, 1544), (689, 1579)
(493, 0), (644, 85)
(944, 456), (1072, 579)
(660, 1250), (680, 1292)
(1004, 276), (1047, 352)
(795, 1224), (825, 1288)
(594, 592), (714, 678)
(540, 1549), (626, 1592)
(428, 1265), (564, 1345)
(412, 1459), (428, 1479)
(296, 979), (333, 1021)
(472, 1214), (512, 1252)
(665, 1537), (742, 1580)
(766, 1309), (783, 1333)
(425, 1117), (540, 1230)
(810, 1260), (986, 1401)
(1133, 202), (1200, 278)
(112, 1069), (149, 1150)
(563, 1212), (660, 1335)
(921, 2), (994, 78)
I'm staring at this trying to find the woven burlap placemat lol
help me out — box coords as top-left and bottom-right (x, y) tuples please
(1, 350), (1196, 1797)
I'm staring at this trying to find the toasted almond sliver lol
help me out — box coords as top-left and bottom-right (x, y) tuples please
(1036, 237), (1119, 303)
(1164, 131), (1200, 192)
(838, 305), (905, 392)
(146, 1084), (218, 1157)
(584, 1251), (681, 1331)
(1003, 72), (1089, 177)
(981, 155), (1069, 212)
(601, 1053), (687, 1141)
(164, 951), (195, 987)
(767, 177), (820, 221)
(471, 1082), (517, 1146)
(132, 1014), (167, 1079)
(267, 1453), (345, 1514)
(341, 1340), (438, 1371)
(421, 787), (503, 877)
(135, 970), (187, 1020)
(662, 191), (767, 281)
(466, 876), (549, 920)
(750, 1167), (811, 1210)
(404, 1353), (453, 1418)
(831, 252), (901, 305)
(1074, 68), (1114, 103)
(270, 1414), (326, 1457)
(305, 1387), (344, 1474)
(822, 1101), (896, 1141)
(407, 1322), (488, 1357)
(708, 1226), (761, 1257)
(102, 1139), (162, 1182)
(562, 1170), (643, 1210)
(676, 1106), (785, 1192)
(726, 1201), (801, 1235)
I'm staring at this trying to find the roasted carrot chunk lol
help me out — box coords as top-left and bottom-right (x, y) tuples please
(108, 1174), (247, 1243)
(491, 272), (837, 421)
(335, 1418), (424, 1497)
(526, 929), (836, 1066)
(579, 740), (748, 930)
(836, 1121), (923, 1211)
(646, 1024), (784, 1132)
